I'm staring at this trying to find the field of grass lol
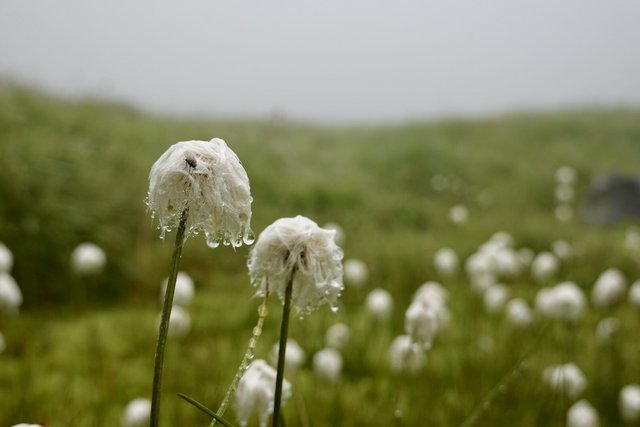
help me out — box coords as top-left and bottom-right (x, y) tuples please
(1, 84), (640, 426)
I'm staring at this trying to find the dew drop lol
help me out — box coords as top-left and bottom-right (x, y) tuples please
(253, 326), (262, 336)
(223, 235), (232, 246)
(206, 237), (220, 248)
(234, 233), (243, 247)
(330, 305), (339, 313)
(243, 230), (256, 245)
(258, 305), (269, 317)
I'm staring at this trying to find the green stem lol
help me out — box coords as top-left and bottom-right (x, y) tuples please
(150, 209), (188, 427)
(272, 271), (294, 427)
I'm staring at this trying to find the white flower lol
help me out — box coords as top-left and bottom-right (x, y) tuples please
(365, 289), (393, 321)
(484, 284), (509, 314)
(236, 359), (291, 427)
(157, 305), (191, 338)
(413, 281), (449, 306)
(535, 282), (586, 322)
(160, 271), (195, 307)
(595, 317), (619, 346)
(567, 399), (599, 427)
(625, 228), (640, 252)
(313, 348), (343, 383)
(343, 258), (368, 287)
(551, 240), (573, 260)
(629, 281), (640, 308)
(248, 216), (344, 316)
(620, 384), (640, 422)
(0, 331), (5, 353)
(543, 363), (587, 400)
(325, 323), (351, 350)
(269, 339), (306, 373)
(449, 204), (469, 224)
(70, 242), (106, 276)
(0, 242), (13, 273)
(506, 298), (533, 328)
(531, 252), (559, 282)
(122, 398), (151, 427)
(555, 204), (574, 222)
(555, 184), (575, 203)
(322, 222), (345, 246)
(592, 268), (627, 308)
(433, 247), (459, 277)
(147, 138), (253, 248)
(388, 335), (426, 374)
(489, 231), (515, 248)
(0, 273), (22, 315)
(405, 300), (447, 347)
(555, 165), (578, 185)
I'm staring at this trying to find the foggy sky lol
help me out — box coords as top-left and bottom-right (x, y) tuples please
(1, 1), (639, 123)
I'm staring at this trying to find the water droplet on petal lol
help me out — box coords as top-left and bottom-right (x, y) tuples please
(243, 229), (256, 245)
(330, 305), (339, 313)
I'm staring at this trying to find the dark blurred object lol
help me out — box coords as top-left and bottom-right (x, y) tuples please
(582, 174), (640, 225)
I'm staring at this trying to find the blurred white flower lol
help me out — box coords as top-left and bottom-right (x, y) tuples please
(413, 281), (449, 306)
(122, 398), (151, 427)
(433, 247), (459, 277)
(431, 174), (448, 192)
(551, 240), (573, 261)
(0, 331), (5, 353)
(147, 138), (253, 248)
(405, 300), (446, 347)
(506, 298), (533, 328)
(530, 252), (559, 283)
(489, 231), (515, 248)
(248, 216), (344, 316)
(592, 268), (627, 309)
(70, 242), (106, 276)
(157, 305), (191, 338)
(625, 227), (640, 252)
(555, 204), (574, 222)
(483, 284), (509, 314)
(365, 288), (393, 321)
(555, 184), (575, 203)
(160, 271), (194, 307)
(0, 242), (13, 273)
(322, 222), (345, 247)
(567, 399), (599, 427)
(555, 165), (578, 185)
(343, 258), (369, 287)
(629, 281), (640, 308)
(313, 348), (343, 383)
(620, 384), (640, 423)
(595, 317), (620, 346)
(543, 362), (587, 400)
(0, 273), (22, 315)
(236, 359), (291, 427)
(535, 282), (586, 322)
(517, 248), (535, 268)
(269, 339), (306, 373)
(449, 204), (469, 224)
(325, 323), (351, 350)
(389, 335), (426, 374)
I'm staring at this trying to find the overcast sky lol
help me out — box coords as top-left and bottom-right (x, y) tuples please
(1, 1), (639, 123)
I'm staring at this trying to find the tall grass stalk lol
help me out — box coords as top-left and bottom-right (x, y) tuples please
(272, 271), (295, 427)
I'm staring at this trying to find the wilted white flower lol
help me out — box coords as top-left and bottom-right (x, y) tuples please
(592, 268), (627, 308)
(269, 339), (306, 373)
(555, 184), (575, 203)
(620, 384), (640, 423)
(236, 359), (291, 427)
(595, 317), (620, 346)
(506, 298), (533, 328)
(555, 165), (578, 185)
(484, 284), (509, 314)
(0, 273), (22, 315)
(157, 305), (191, 338)
(323, 222), (345, 246)
(433, 247), (459, 277)
(147, 138), (253, 248)
(70, 242), (106, 276)
(449, 204), (469, 224)
(365, 288), (393, 321)
(248, 216), (344, 315)
(325, 323), (351, 349)
(531, 252), (559, 283)
(389, 335), (426, 374)
(0, 331), (5, 353)
(567, 399), (599, 427)
(536, 282), (586, 322)
(313, 348), (343, 383)
(551, 240), (573, 261)
(555, 204), (574, 222)
(0, 242), (13, 273)
(343, 258), (369, 287)
(543, 363), (587, 400)
(122, 398), (151, 427)
(160, 271), (195, 307)
(629, 281), (640, 308)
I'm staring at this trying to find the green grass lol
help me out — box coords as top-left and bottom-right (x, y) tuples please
(1, 84), (640, 426)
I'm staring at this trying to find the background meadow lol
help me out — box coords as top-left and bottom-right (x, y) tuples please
(1, 84), (640, 426)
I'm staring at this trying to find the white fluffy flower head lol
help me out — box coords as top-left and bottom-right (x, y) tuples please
(0, 242), (13, 273)
(389, 335), (426, 374)
(236, 359), (291, 427)
(567, 399), (599, 427)
(313, 348), (343, 382)
(543, 362), (587, 400)
(0, 273), (23, 315)
(591, 268), (627, 308)
(160, 271), (195, 307)
(147, 138), (253, 248)
(122, 398), (151, 427)
(366, 288), (393, 320)
(269, 338), (306, 373)
(71, 242), (106, 276)
(620, 384), (640, 422)
(248, 216), (344, 315)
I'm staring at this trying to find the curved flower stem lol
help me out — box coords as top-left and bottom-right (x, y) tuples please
(272, 270), (295, 427)
(150, 209), (188, 427)
(211, 289), (270, 427)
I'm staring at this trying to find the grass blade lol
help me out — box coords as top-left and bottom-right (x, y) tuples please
(177, 393), (235, 427)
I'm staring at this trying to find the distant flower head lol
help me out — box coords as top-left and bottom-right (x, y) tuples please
(248, 216), (344, 316)
(70, 242), (106, 276)
(405, 300), (447, 347)
(555, 204), (574, 222)
(343, 258), (368, 287)
(147, 138), (253, 248)
(483, 284), (509, 314)
(543, 362), (587, 400)
(536, 282), (586, 322)
(122, 398), (151, 427)
(157, 305), (191, 338)
(389, 335), (426, 374)
(313, 348), (343, 383)
(365, 288), (393, 321)
(567, 399), (599, 427)
(595, 317), (620, 346)
(506, 298), (533, 328)
(555, 165), (578, 185)
(551, 240), (573, 261)
(0, 242), (13, 273)
(413, 281), (449, 306)
(591, 268), (627, 308)
(0, 273), (22, 315)
(325, 323), (351, 350)
(620, 384), (640, 423)
(269, 339), (306, 373)
(531, 252), (559, 283)
(160, 271), (195, 307)
(555, 184), (575, 203)
(236, 359), (291, 427)
(449, 204), (469, 224)
(629, 281), (640, 308)
(434, 247), (459, 277)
